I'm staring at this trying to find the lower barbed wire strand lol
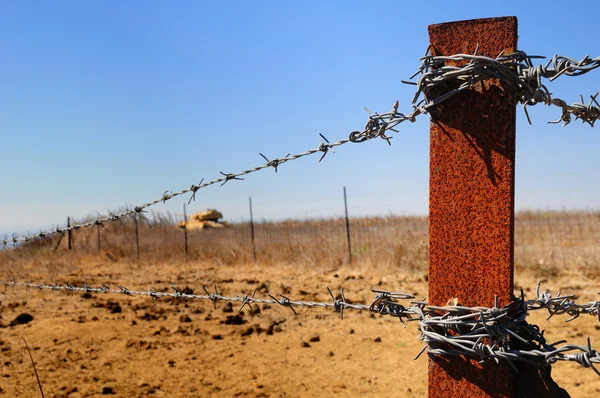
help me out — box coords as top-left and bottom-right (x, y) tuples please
(2, 279), (600, 374)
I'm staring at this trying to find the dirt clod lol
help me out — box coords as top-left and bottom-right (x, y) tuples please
(223, 314), (246, 325)
(9, 313), (33, 327)
(109, 304), (122, 314)
(241, 327), (254, 337)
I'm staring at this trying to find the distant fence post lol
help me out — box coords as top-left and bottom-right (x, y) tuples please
(249, 197), (257, 262)
(134, 213), (140, 260)
(67, 217), (72, 250)
(343, 186), (352, 264)
(183, 203), (189, 262)
(97, 224), (101, 254)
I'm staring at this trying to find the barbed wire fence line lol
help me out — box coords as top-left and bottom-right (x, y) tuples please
(2, 279), (599, 374)
(2, 46), (600, 387)
(2, 51), (598, 247)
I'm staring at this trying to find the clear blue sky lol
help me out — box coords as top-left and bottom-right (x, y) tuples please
(1, 1), (598, 236)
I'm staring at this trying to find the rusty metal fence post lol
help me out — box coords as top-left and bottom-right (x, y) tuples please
(428, 17), (518, 397)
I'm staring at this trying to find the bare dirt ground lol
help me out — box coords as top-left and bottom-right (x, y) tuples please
(1, 259), (599, 397)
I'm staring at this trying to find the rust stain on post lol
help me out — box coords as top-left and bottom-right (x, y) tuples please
(428, 17), (517, 397)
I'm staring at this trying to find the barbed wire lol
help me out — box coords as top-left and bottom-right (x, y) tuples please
(2, 103), (413, 246)
(3, 51), (598, 246)
(417, 299), (600, 375)
(2, 278), (599, 374)
(408, 51), (600, 126)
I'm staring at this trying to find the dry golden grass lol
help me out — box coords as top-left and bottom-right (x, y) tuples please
(3, 210), (599, 278)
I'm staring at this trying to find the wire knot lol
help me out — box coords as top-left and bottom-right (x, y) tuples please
(118, 285), (132, 295)
(317, 134), (334, 162)
(171, 284), (183, 298)
(147, 287), (160, 301)
(203, 284), (220, 309)
(327, 287), (346, 320)
(268, 294), (297, 315)
(259, 153), (290, 173)
(161, 191), (173, 203)
(187, 179), (205, 204)
(239, 289), (257, 312)
(219, 172), (244, 186)
(573, 352), (594, 369)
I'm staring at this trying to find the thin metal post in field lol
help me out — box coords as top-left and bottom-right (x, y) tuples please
(249, 197), (257, 262)
(343, 186), (352, 264)
(134, 213), (140, 260)
(183, 203), (189, 262)
(96, 224), (101, 254)
(67, 217), (72, 250)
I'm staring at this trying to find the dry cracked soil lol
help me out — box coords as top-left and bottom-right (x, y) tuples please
(1, 260), (599, 397)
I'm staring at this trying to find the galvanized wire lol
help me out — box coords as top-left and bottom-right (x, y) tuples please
(417, 300), (600, 375)
(2, 279), (599, 374)
(3, 51), (598, 246)
(408, 51), (600, 126)
(3, 103), (412, 246)
(416, 286), (600, 375)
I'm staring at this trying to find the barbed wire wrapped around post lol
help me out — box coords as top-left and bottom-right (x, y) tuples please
(2, 278), (599, 374)
(416, 296), (600, 375)
(408, 51), (600, 126)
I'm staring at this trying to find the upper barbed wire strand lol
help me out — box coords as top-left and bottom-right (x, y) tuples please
(5, 105), (415, 245)
(3, 51), (598, 246)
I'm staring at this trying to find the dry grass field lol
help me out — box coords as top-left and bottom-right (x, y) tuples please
(1, 210), (599, 397)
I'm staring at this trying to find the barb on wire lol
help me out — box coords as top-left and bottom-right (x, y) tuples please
(527, 281), (600, 322)
(327, 286), (347, 320)
(219, 172), (244, 186)
(2, 279), (600, 374)
(268, 294), (298, 315)
(188, 179), (205, 205)
(259, 153), (290, 173)
(239, 289), (257, 312)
